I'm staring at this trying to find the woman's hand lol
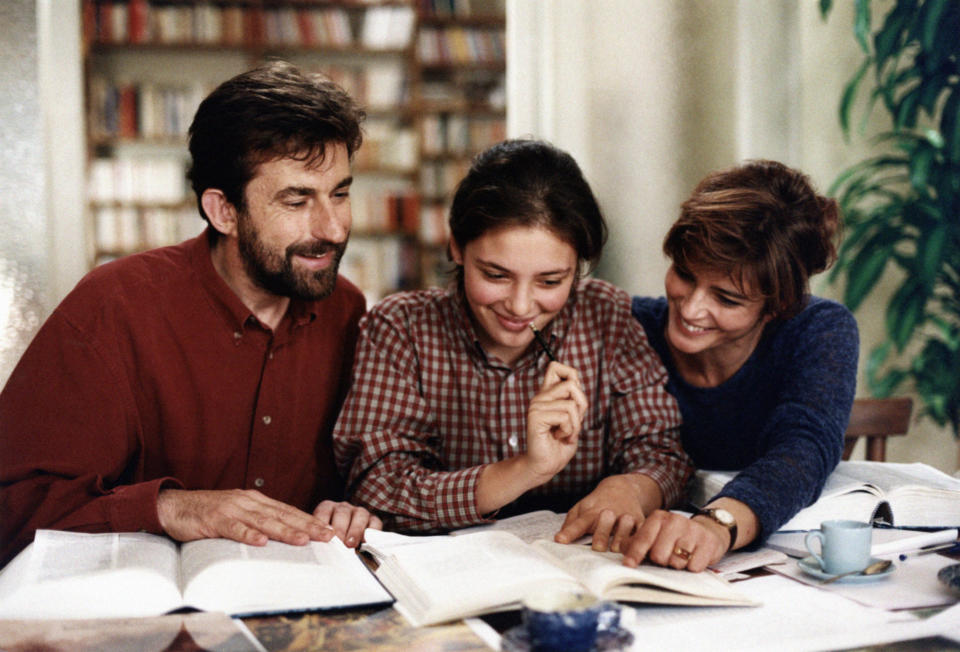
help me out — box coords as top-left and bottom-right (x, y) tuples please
(555, 473), (663, 552)
(620, 510), (729, 572)
(524, 361), (588, 481)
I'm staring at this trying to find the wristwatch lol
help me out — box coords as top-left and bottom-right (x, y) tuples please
(692, 507), (738, 552)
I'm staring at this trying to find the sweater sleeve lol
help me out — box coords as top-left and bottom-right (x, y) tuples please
(0, 309), (180, 566)
(713, 301), (860, 542)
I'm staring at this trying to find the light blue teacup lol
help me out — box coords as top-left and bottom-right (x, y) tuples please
(804, 519), (872, 575)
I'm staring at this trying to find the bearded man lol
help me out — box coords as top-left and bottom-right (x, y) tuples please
(0, 62), (380, 566)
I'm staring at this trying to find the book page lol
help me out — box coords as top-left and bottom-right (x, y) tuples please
(828, 461), (960, 494)
(451, 510), (571, 544)
(181, 538), (391, 616)
(374, 531), (581, 626)
(530, 540), (754, 606)
(0, 530), (183, 619)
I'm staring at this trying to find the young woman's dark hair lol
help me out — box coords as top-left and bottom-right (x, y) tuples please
(448, 139), (608, 283)
(187, 60), (365, 237)
(663, 160), (839, 319)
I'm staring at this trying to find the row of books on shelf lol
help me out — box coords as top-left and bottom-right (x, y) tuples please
(88, 77), (207, 142)
(353, 122), (419, 172)
(418, 26), (504, 65)
(93, 204), (204, 258)
(88, 156), (187, 204)
(419, 158), (471, 201)
(316, 62), (409, 110)
(351, 190), (420, 235)
(421, 74), (505, 110)
(340, 236), (422, 305)
(85, 0), (415, 51)
(417, 0), (505, 18)
(89, 62), (409, 143)
(420, 113), (504, 156)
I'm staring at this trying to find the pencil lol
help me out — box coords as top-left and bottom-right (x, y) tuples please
(898, 541), (958, 561)
(529, 323), (557, 362)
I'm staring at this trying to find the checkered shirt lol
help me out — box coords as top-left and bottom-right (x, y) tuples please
(333, 278), (692, 531)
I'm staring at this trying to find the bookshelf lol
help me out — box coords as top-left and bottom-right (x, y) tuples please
(81, 0), (505, 303)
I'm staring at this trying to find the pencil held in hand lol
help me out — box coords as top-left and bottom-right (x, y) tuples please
(529, 323), (557, 362)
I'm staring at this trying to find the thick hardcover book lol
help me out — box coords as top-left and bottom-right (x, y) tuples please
(0, 530), (393, 619)
(362, 521), (756, 627)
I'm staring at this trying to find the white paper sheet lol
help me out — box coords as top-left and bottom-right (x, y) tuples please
(767, 552), (958, 610)
(623, 575), (927, 652)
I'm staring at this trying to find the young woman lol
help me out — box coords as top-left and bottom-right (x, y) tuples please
(333, 139), (693, 551)
(622, 160), (859, 572)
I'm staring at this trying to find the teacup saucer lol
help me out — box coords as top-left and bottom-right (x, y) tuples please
(797, 556), (895, 583)
(500, 624), (634, 652)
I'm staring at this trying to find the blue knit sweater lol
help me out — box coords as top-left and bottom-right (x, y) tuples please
(631, 296), (859, 541)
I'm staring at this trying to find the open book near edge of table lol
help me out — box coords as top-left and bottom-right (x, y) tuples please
(0, 529), (393, 620)
(690, 460), (960, 532)
(361, 511), (757, 628)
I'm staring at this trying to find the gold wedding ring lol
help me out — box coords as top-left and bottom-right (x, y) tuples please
(673, 546), (692, 560)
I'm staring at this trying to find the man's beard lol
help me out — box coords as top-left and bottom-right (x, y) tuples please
(237, 215), (347, 301)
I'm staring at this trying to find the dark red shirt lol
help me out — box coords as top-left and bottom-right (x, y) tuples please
(0, 231), (365, 565)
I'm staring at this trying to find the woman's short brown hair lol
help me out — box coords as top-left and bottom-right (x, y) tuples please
(663, 160), (840, 320)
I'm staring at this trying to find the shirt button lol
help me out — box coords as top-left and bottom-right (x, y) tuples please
(506, 375), (515, 385)
(233, 331), (242, 345)
(508, 436), (519, 448)
(253, 477), (265, 488)
(262, 415), (272, 425)
(268, 352), (274, 360)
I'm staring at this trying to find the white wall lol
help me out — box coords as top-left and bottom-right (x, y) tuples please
(506, 0), (957, 472)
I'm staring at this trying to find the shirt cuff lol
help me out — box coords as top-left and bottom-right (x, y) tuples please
(109, 477), (184, 533)
(432, 464), (488, 528)
(628, 466), (684, 509)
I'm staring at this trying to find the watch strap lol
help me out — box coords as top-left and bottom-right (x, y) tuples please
(691, 507), (738, 552)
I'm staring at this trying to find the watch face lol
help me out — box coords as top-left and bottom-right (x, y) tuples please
(712, 509), (735, 527)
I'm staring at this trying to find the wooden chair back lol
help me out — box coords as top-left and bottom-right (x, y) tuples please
(842, 397), (913, 462)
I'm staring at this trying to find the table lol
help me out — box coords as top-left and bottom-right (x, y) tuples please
(243, 607), (488, 651)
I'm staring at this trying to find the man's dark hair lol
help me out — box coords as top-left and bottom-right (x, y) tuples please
(187, 60), (365, 236)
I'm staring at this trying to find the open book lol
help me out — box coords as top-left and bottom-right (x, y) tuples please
(361, 512), (756, 627)
(0, 530), (392, 619)
(690, 461), (960, 532)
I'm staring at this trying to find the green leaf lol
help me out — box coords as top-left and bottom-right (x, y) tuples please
(865, 339), (893, 383)
(873, 0), (912, 73)
(886, 279), (928, 350)
(909, 144), (934, 190)
(869, 367), (909, 398)
(917, 222), (948, 290)
(840, 58), (873, 136)
(819, 0), (833, 20)
(843, 241), (892, 310)
(854, 0), (872, 53)
(941, 87), (960, 163)
(896, 84), (921, 128)
(920, 0), (950, 52)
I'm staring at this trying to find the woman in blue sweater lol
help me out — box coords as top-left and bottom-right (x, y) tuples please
(620, 160), (859, 572)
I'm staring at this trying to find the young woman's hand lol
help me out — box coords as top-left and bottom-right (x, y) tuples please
(524, 361), (588, 481)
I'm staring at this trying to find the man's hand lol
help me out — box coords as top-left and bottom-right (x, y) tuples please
(554, 474), (661, 552)
(620, 509), (728, 572)
(313, 500), (383, 548)
(157, 489), (335, 547)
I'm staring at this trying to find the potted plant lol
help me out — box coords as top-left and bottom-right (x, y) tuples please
(820, 0), (959, 438)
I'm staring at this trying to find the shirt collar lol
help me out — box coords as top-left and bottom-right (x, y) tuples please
(189, 228), (318, 334)
(448, 278), (583, 370)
